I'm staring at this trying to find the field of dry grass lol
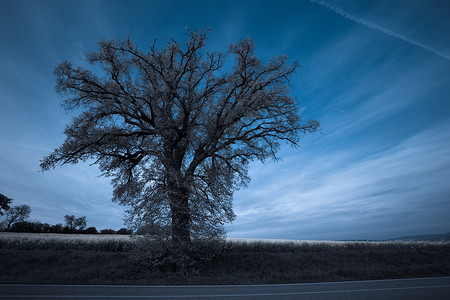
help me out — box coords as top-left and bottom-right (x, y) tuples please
(1, 232), (449, 284)
(0, 232), (132, 251)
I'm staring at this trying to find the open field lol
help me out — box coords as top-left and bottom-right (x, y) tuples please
(1, 232), (449, 284)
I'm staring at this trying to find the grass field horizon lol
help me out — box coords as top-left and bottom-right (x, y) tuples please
(1, 232), (449, 285)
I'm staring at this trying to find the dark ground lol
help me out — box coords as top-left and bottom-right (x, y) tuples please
(1, 235), (449, 284)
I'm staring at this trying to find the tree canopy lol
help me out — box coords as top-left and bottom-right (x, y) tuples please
(41, 30), (319, 246)
(0, 193), (12, 215)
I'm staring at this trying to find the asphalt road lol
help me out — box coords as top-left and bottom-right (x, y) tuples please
(1, 277), (449, 299)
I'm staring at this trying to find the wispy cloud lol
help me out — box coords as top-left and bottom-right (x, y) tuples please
(297, 19), (450, 143)
(230, 14), (450, 239)
(310, 0), (450, 61)
(229, 121), (450, 240)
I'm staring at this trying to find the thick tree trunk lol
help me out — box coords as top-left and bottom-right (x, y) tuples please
(171, 202), (191, 246)
(167, 168), (191, 246)
(167, 163), (191, 246)
(169, 189), (191, 273)
(165, 145), (191, 271)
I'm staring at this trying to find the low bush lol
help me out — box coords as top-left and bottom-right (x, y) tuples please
(82, 227), (98, 234)
(129, 236), (224, 274)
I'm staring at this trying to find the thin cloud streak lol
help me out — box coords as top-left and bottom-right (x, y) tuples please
(298, 19), (450, 147)
(310, 0), (450, 61)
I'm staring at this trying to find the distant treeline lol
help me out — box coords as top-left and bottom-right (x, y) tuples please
(1, 193), (133, 235)
(5, 220), (132, 235)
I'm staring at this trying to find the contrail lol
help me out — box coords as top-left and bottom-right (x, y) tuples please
(310, 0), (450, 61)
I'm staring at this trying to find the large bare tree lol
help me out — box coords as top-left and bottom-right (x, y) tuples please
(41, 30), (319, 247)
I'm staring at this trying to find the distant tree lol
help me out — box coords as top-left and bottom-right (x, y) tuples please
(64, 214), (75, 230)
(3, 204), (31, 230)
(0, 193), (12, 215)
(64, 215), (87, 232)
(100, 229), (116, 234)
(74, 216), (87, 230)
(40, 30), (319, 256)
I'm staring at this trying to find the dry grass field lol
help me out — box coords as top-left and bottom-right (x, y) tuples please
(0, 232), (132, 251)
(1, 232), (449, 284)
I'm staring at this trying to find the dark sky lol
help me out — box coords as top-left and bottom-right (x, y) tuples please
(1, 0), (450, 240)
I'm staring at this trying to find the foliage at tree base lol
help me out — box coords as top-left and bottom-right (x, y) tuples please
(1, 233), (449, 284)
(129, 236), (224, 274)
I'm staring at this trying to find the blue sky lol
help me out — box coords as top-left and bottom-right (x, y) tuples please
(1, 0), (449, 240)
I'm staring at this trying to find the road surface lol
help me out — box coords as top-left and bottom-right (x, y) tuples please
(1, 276), (449, 299)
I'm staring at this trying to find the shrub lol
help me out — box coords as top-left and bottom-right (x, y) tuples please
(83, 227), (98, 234)
(101, 229), (116, 234)
(62, 226), (76, 234)
(7, 221), (69, 234)
(49, 224), (64, 233)
(9, 221), (43, 233)
(117, 228), (132, 235)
